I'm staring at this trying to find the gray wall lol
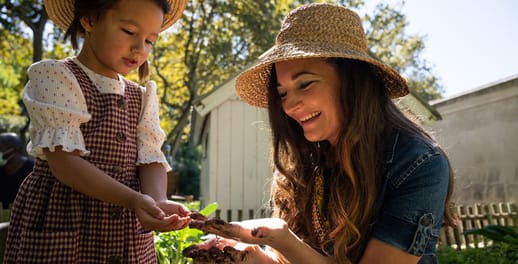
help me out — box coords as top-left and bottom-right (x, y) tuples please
(431, 76), (518, 205)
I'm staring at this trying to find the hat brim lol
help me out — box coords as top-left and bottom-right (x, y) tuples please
(161, 0), (188, 31)
(235, 42), (409, 108)
(44, 0), (187, 32)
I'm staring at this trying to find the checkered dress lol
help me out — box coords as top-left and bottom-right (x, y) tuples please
(4, 58), (157, 263)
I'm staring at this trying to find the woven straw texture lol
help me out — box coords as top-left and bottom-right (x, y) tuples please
(235, 3), (409, 108)
(43, 0), (187, 32)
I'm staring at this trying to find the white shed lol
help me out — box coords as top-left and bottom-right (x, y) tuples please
(193, 74), (273, 221)
(430, 74), (518, 204)
(193, 72), (441, 221)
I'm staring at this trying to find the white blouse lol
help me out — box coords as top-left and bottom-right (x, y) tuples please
(23, 57), (171, 171)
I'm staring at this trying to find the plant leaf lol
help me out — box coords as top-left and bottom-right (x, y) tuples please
(199, 202), (219, 217)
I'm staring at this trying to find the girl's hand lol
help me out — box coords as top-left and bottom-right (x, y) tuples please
(156, 199), (191, 230)
(131, 194), (190, 232)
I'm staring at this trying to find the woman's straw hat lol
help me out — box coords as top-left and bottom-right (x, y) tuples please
(235, 3), (409, 108)
(43, 0), (187, 32)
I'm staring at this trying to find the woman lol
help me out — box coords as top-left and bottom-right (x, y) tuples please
(189, 3), (456, 264)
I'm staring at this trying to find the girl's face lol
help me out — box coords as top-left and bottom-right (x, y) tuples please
(275, 58), (343, 146)
(78, 0), (164, 78)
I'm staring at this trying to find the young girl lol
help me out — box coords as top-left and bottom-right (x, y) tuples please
(4, 0), (189, 262)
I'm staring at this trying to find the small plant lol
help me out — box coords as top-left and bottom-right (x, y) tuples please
(464, 224), (518, 245)
(439, 225), (518, 263)
(154, 202), (218, 264)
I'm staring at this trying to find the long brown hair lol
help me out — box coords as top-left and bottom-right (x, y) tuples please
(267, 58), (456, 263)
(63, 0), (171, 82)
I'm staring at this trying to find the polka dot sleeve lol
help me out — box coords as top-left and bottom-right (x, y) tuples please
(136, 80), (172, 171)
(22, 59), (91, 159)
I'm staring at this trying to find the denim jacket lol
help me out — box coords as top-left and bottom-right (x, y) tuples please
(370, 128), (450, 264)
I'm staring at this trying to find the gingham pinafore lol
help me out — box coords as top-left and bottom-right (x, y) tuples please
(4, 58), (157, 263)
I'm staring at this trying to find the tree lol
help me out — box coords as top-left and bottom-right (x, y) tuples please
(150, 0), (294, 158)
(363, 2), (443, 101)
(0, 26), (31, 133)
(0, 0), (48, 139)
(0, 0), (47, 62)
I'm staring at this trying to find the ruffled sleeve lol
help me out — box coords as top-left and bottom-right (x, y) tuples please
(136, 80), (172, 171)
(23, 59), (91, 159)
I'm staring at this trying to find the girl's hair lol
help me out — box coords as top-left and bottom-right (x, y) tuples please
(64, 0), (171, 81)
(267, 58), (456, 263)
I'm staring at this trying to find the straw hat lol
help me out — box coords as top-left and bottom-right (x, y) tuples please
(235, 3), (409, 108)
(43, 0), (187, 32)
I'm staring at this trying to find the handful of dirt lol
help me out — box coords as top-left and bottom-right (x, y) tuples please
(188, 212), (228, 231)
(184, 212), (248, 263)
(183, 243), (248, 264)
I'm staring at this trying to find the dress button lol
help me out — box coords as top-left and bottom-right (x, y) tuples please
(116, 98), (126, 109)
(420, 215), (432, 226)
(109, 206), (123, 219)
(107, 255), (121, 264)
(116, 132), (126, 142)
(112, 165), (123, 174)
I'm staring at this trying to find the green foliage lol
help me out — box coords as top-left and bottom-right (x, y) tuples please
(438, 225), (518, 263)
(1, 0), (66, 136)
(152, 0), (292, 155)
(0, 115), (27, 134)
(154, 202), (219, 264)
(0, 27), (32, 118)
(364, 1), (443, 101)
(173, 143), (202, 199)
(438, 243), (518, 264)
(464, 225), (518, 245)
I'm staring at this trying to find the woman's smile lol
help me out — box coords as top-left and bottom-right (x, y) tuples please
(300, 111), (321, 123)
(275, 58), (342, 145)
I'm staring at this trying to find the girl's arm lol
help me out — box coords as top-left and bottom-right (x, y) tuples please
(44, 147), (153, 211)
(138, 162), (168, 202)
(43, 147), (178, 231)
(134, 80), (191, 230)
(138, 162), (191, 230)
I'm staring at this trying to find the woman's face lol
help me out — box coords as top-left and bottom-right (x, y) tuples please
(275, 58), (343, 146)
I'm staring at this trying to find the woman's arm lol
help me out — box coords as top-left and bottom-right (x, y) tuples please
(268, 227), (334, 264)
(197, 218), (334, 263)
(359, 239), (420, 264)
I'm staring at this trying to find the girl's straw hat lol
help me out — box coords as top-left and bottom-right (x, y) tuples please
(235, 3), (409, 108)
(43, 0), (187, 32)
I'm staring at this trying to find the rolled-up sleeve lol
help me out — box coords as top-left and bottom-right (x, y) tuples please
(136, 80), (172, 171)
(372, 150), (449, 257)
(23, 60), (91, 159)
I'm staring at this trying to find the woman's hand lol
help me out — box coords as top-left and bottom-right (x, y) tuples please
(183, 236), (279, 264)
(192, 217), (291, 249)
(191, 217), (333, 263)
